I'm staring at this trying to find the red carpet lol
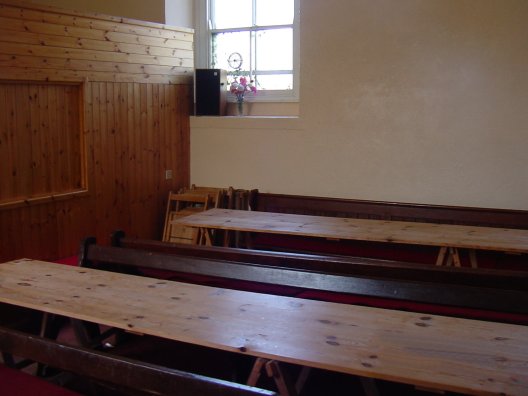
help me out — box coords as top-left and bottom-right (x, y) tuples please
(53, 256), (78, 266)
(0, 364), (80, 396)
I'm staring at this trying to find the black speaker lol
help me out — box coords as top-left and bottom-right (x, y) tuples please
(195, 69), (227, 116)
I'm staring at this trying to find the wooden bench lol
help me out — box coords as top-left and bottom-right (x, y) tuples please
(111, 230), (528, 291)
(87, 234), (528, 321)
(0, 326), (275, 396)
(250, 193), (528, 268)
(4, 259), (527, 396)
(75, 240), (528, 394)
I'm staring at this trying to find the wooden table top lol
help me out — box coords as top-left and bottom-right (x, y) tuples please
(1, 259), (528, 395)
(174, 208), (528, 253)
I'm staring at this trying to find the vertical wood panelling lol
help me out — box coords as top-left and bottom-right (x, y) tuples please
(0, 82), (82, 204)
(0, 2), (193, 262)
(0, 81), (191, 261)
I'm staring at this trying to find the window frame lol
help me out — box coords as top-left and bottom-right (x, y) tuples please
(194, 0), (300, 103)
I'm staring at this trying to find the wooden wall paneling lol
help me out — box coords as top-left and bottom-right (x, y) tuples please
(152, 84), (164, 235)
(98, 81), (110, 234)
(0, 54), (191, 77)
(158, 84), (170, 236)
(71, 84), (83, 189)
(82, 81), (98, 245)
(0, 28), (193, 59)
(0, 41), (193, 69)
(56, 196), (89, 259)
(37, 85), (51, 195)
(113, 82), (125, 232)
(107, 82), (121, 237)
(47, 85), (60, 193)
(92, 81), (107, 240)
(125, 82), (135, 234)
(63, 85), (80, 191)
(55, 85), (67, 191)
(0, 84), (10, 201)
(0, 1), (192, 261)
(138, 83), (151, 236)
(0, 67), (190, 85)
(176, 86), (186, 188)
(177, 84), (191, 189)
(27, 204), (43, 259)
(84, 81), (94, 190)
(106, 81), (118, 231)
(28, 84), (42, 196)
(0, 9), (194, 83)
(100, 81), (113, 240)
(116, 82), (129, 233)
(104, 32), (193, 50)
(0, 3), (194, 41)
(0, 12), (191, 49)
(0, 16), (106, 41)
(141, 84), (153, 209)
(145, 83), (153, 211)
(15, 84), (31, 198)
(1, 211), (13, 259)
(14, 207), (27, 258)
(147, 83), (157, 234)
(4, 84), (17, 199)
(58, 86), (69, 190)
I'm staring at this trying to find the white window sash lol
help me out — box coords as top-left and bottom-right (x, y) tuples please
(194, 0), (299, 102)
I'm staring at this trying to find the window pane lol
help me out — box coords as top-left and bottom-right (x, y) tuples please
(211, 0), (252, 29)
(257, 0), (294, 26)
(255, 74), (293, 91)
(212, 31), (251, 72)
(256, 28), (293, 71)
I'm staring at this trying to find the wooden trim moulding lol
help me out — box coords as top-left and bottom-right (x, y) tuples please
(0, 189), (90, 211)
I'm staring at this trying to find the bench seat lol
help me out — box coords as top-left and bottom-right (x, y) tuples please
(138, 268), (528, 325)
(251, 233), (528, 270)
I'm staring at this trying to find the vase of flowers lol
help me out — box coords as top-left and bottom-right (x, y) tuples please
(230, 76), (257, 116)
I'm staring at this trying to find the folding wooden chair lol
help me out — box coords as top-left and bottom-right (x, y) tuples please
(162, 192), (212, 244)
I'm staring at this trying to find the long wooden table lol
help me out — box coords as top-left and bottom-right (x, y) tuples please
(174, 209), (528, 267)
(1, 259), (528, 395)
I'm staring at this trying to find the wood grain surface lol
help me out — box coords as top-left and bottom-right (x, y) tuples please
(1, 259), (527, 395)
(174, 209), (528, 253)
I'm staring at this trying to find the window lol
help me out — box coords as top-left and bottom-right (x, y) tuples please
(195, 0), (299, 102)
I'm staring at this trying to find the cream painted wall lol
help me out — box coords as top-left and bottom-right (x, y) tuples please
(26, 0), (165, 23)
(191, 0), (528, 210)
(165, 0), (193, 28)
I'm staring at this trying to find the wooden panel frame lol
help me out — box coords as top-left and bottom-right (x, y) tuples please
(0, 79), (88, 210)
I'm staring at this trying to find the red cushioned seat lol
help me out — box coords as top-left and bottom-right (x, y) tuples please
(0, 364), (81, 396)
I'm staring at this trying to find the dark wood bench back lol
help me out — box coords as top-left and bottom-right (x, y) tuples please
(255, 193), (528, 229)
(250, 194), (528, 267)
(111, 231), (528, 291)
(82, 237), (528, 318)
(0, 326), (276, 396)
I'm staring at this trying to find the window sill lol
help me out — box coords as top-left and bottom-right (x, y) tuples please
(190, 115), (303, 130)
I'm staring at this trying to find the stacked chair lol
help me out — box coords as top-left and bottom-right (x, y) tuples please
(162, 186), (258, 247)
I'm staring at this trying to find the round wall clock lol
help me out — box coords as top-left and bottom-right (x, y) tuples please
(227, 52), (243, 70)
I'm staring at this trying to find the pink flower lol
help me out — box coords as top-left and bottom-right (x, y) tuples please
(228, 75), (257, 102)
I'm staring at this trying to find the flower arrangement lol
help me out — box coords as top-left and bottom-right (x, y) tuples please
(230, 76), (257, 103)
